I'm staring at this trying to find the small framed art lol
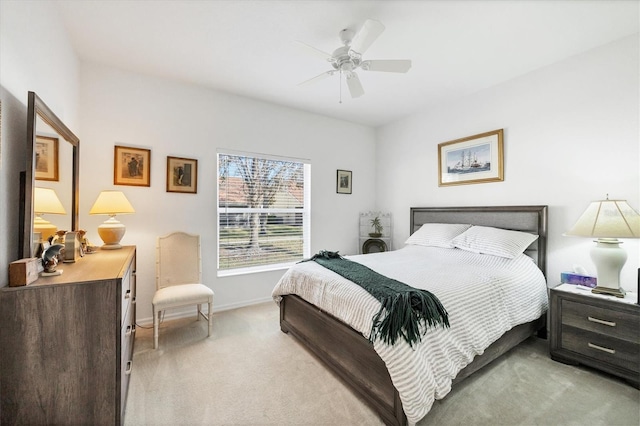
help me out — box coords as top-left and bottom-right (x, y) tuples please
(337, 169), (352, 194)
(438, 129), (504, 187)
(166, 156), (198, 194)
(114, 145), (151, 187)
(35, 135), (59, 181)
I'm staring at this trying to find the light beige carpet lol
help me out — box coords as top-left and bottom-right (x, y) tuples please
(125, 302), (639, 426)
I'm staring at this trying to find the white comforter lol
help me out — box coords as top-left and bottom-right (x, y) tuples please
(272, 245), (548, 424)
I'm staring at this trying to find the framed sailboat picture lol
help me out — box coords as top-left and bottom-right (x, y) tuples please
(438, 129), (504, 186)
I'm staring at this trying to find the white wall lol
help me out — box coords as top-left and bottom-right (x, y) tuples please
(0, 1), (80, 285)
(376, 35), (640, 292)
(79, 63), (376, 322)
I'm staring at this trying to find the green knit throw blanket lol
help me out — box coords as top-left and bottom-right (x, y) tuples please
(301, 250), (449, 347)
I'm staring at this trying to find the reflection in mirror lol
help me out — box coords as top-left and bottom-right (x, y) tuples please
(20, 92), (79, 258)
(34, 117), (74, 238)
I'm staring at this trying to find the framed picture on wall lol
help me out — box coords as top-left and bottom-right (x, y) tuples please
(438, 129), (504, 186)
(114, 145), (151, 187)
(166, 156), (198, 194)
(337, 169), (352, 194)
(35, 135), (59, 181)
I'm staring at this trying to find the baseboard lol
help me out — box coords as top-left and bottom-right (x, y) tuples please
(136, 296), (274, 326)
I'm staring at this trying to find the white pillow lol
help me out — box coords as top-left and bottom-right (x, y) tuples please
(451, 226), (539, 258)
(405, 223), (472, 248)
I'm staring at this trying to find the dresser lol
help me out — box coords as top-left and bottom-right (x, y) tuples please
(0, 246), (137, 425)
(549, 284), (639, 388)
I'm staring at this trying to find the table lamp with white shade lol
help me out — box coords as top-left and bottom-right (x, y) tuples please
(34, 187), (66, 243)
(565, 196), (640, 297)
(89, 190), (135, 250)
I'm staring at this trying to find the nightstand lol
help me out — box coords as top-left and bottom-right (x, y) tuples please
(549, 284), (639, 388)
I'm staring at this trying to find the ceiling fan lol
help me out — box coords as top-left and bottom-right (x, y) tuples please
(297, 19), (412, 101)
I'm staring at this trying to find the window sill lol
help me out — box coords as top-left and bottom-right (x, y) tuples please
(217, 262), (296, 277)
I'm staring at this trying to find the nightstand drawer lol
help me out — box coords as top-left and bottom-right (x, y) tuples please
(562, 325), (640, 372)
(562, 299), (640, 343)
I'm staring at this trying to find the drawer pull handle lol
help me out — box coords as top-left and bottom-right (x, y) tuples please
(587, 317), (616, 327)
(588, 343), (615, 354)
(124, 290), (131, 299)
(125, 361), (132, 375)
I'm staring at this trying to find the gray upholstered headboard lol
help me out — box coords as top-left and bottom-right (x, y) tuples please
(410, 206), (548, 277)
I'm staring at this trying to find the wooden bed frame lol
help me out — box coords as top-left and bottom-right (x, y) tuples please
(279, 206), (548, 426)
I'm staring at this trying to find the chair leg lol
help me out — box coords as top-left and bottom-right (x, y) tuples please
(197, 303), (202, 320)
(153, 308), (160, 349)
(208, 301), (213, 337)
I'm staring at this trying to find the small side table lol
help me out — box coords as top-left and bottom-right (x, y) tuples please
(549, 284), (639, 388)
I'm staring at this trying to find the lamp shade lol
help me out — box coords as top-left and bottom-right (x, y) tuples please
(34, 187), (66, 215)
(565, 199), (640, 238)
(89, 191), (135, 215)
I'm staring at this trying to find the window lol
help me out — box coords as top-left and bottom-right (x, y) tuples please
(217, 151), (310, 275)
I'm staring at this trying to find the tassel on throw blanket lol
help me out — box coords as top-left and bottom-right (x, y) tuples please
(301, 250), (449, 347)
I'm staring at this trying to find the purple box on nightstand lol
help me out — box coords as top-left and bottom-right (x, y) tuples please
(560, 272), (597, 288)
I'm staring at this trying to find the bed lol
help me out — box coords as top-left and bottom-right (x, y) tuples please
(273, 205), (548, 425)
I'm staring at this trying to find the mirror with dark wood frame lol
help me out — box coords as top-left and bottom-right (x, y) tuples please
(20, 91), (79, 258)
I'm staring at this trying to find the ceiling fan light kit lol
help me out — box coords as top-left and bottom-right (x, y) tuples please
(297, 19), (412, 101)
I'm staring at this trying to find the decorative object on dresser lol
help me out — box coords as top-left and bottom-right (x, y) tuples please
(336, 169), (352, 194)
(438, 129), (504, 187)
(166, 156), (198, 193)
(41, 242), (65, 275)
(8, 257), (41, 286)
(33, 187), (66, 243)
(549, 284), (639, 388)
(90, 190), (136, 250)
(153, 232), (214, 349)
(0, 247), (137, 424)
(62, 230), (84, 262)
(114, 145), (151, 187)
(565, 196), (640, 297)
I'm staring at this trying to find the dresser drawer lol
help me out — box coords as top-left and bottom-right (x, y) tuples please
(562, 299), (639, 343)
(121, 265), (133, 322)
(120, 342), (134, 423)
(121, 303), (135, 364)
(562, 325), (640, 372)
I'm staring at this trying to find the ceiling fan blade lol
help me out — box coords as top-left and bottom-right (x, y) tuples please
(346, 72), (364, 98)
(362, 59), (412, 73)
(350, 19), (385, 56)
(298, 70), (335, 86)
(294, 41), (333, 61)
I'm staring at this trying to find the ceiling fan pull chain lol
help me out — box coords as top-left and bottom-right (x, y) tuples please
(339, 69), (343, 104)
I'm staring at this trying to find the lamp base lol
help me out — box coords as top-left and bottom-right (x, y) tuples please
(34, 216), (57, 243)
(100, 243), (123, 250)
(590, 238), (627, 298)
(591, 286), (626, 298)
(97, 216), (126, 250)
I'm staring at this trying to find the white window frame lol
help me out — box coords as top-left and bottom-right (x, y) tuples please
(217, 149), (311, 277)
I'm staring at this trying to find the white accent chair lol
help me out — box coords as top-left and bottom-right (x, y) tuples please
(153, 232), (214, 349)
